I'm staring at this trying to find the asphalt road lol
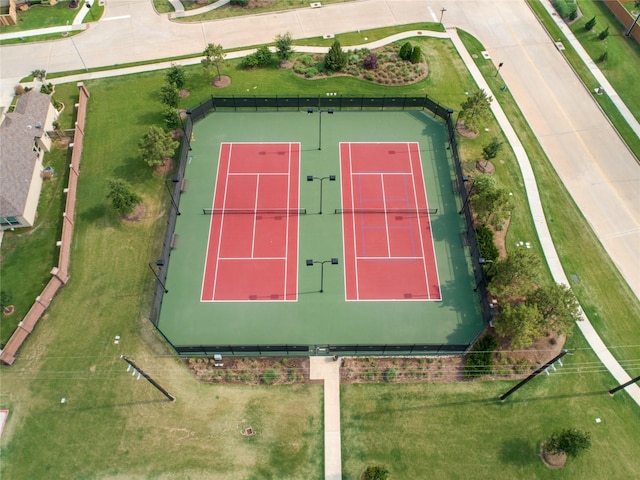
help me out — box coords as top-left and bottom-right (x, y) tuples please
(0, 0), (637, 298)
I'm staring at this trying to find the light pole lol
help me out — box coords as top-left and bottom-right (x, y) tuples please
(459, 176), (476, 214)
(306, 258), (339, 293)
(149, 260), (168, 293)
(307, 108), (334, 150)
(439, 7), (446, 24)
(495, 62), (504, 77)
(165, 177), (181, 215)
(307, 175), (336, 214)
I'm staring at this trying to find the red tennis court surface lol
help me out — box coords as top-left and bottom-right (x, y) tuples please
(201, 143), (300, 301)
(340, 142), (441, 301)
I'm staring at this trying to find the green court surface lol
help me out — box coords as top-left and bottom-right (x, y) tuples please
(157, 111), (484, 354)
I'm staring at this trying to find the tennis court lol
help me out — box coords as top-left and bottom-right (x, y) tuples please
(340, 142), (440, 301)
(201, 142), (300, 301)
(156, 110), (484, 355)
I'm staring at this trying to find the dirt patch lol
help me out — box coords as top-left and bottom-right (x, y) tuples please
(184, 356), (309, 384)
(541, 448), (567, 469)
(211, 75), (231, 88)
(456, 120), (479, 138)
(122, 204), (146, 223)
(153, 157), (175, 176)
(171, 129), (184, 140)
(178, 89), (190, 99)
(279, 60), (294, 69)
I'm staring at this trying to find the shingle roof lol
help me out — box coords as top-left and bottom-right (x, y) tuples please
(0, 90), (52, 218)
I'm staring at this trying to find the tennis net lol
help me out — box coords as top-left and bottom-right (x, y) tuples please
(203, 208), (307, 215)
(334, 208), (438, 215)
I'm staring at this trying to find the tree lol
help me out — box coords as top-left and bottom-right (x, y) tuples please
(585, 16), (596, 31)
(489, 249), (542, 300)
(399, 41), (413, 61)
(107, 179), (142, 215)
(526, 283), (581, 336)
(459, 89), (492, 133)
(202, 43), (226, 81)
(160, 83), (179, 108)
(0, 291), (12, 311)
(166, 63), (186, 89)
(598, 26), (610, 41)
(363, 464), (389, 480)
(543, 428), (591, 459)
(139, 125), (178, 167)
(481, 136), (504, 167)
(410, 45), (422, 64)
(274, 32), (294, 61)
(494, 301), (544, 349)
(324, 39), (347, 72)
(163, 106), (182, 131)
(255, 45), (273, 66)
(31, 69), (46, 83)
(471, 184), (513, 228)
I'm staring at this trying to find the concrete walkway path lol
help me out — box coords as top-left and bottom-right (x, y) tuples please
(310, 356), (342, 480)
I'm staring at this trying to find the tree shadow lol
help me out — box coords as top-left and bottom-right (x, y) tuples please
(499, 437), (539, 467)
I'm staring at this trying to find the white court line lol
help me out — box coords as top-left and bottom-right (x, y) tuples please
(212, 145), (234, 299)
(219, 256), (286, 261)
(348, 144), (360, 300)
(228, 172), (288, 176)
(251, 175), (260, 258)
(284, 143), (292, 299)
(407, 142), (430, 296)
(350, 171), (412, 176)
(380, 174), (392, 257)
(356, 256), (423, 260)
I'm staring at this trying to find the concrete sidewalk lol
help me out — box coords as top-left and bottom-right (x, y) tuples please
(310, 356), (342, 480)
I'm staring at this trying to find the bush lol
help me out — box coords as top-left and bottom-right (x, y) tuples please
(160, 84), (179, 108)
(106, 179), (142, 215)
(255, 45), (272, 66)
(383, 368), (397, 382)
(399, 41), (413, 61)
(230, 0), (247, 5)
(585, 16), (596, 31)
(0, 291), (12, 310)
(410, 46), (422, 64)
(363, 464), (389, 480)
(464, 334), (498, 378)
(364, 53), (378, 70)
(598, 26), (610, 40)
(166, 64), (186, 89)
(163, 107), (182, 131)
(569, 8), (578, 21)
(324, 40), (347, 71)
(239, 54), (259, 69)
(40, 83), (54, 95)
(261, 369), (278, 384)
(476, 226), (499, 262)
(544, 428), (591, 458)
(553, 0), (573, 19)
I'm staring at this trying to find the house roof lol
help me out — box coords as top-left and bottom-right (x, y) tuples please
(0, 90), (52, 218)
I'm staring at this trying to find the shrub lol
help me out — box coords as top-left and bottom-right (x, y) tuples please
(163, 107), (182, 131)
(298, 54), (314, 66)
(166, 63), (186, 89)
(261, 369), (278, 384)
(304, 68), (319, 78)
(364, 53), (378, 70)
(230, 0), (247, 5)
(598, 26), (610, 40)
(106, 179), (142, 215)
(363, 464), (389, 480)
(239, 54), (259, 69)
(464, 334), (498, 378)
(160, 84), (179, 108)
(598, 51), (608, 63)
(274, 32), (293, 61)
(324, 39), (347, 71)
(255, 45), (273, 66)
(476, 226), (499, 262)
(40, 83), (54, 95)
(383, 368), (397, 382)
(410, 46), (422, 64)
(399, 41), (413, 60)
(0, 291), (12, 310)
(553, 0), (573, 19)
(568, 8), (578, 21)
(544, 429), (591, 458)
(585, 16), (596, 31)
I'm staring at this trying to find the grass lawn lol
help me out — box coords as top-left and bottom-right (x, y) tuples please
(1, 28), (639, 478)
(341, 334), (640, 479)
(0, 3), (104, 34)
(527, 0), (640, 157)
